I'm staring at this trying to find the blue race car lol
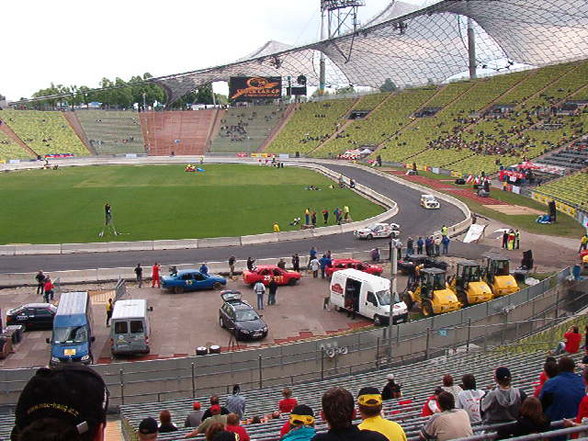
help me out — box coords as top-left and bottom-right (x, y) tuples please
(161, 269), (226, 293)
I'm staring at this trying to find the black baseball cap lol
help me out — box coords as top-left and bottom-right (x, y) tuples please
(139, 417), (158, 435)
(11, 365), (109, 440)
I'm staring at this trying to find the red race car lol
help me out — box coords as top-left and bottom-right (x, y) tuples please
(243, 265), (302, 286)
(325, 259), (383, 278)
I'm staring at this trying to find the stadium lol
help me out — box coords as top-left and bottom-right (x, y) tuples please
(1, 1), (588, 441)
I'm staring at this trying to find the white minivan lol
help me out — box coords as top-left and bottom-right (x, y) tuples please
(329, 269), (408, 325)
(110, 299), (151, 356)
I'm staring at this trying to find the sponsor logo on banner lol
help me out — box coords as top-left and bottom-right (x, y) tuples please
(229, 77), (282, 101)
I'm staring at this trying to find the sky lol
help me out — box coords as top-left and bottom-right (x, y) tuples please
(0, 0), (430, 101)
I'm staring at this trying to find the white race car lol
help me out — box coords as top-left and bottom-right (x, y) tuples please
(353, 223), (400, 240)
(420, 194), (441, 209)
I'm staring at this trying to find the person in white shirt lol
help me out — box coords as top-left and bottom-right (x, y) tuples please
(456, 374), (485, 423)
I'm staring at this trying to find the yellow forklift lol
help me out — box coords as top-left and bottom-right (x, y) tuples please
(484, 254), (519, 297)
(450, 260), (493, 306)
(403, 267), (461, 317)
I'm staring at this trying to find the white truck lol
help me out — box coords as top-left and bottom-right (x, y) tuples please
(329, 269), (408, 325)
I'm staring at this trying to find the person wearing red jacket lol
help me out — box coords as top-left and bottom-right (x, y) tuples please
(552, 326), (583, 355)
(151, 263), (161, 288)
(43, 276), (54, 302)
(421, 387), (443, 417)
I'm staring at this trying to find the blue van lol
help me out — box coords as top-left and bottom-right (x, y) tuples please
(47, 291), (95, 365)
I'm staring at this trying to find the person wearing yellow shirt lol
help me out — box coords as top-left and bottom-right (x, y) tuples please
(273, 222), (280, 233)
(357, 387), (407, 441)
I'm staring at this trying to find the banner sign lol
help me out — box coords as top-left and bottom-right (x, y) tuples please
(229, 77), (282, 102)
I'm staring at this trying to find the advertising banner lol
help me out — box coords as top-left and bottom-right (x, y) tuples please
(229, 77), (282, 102)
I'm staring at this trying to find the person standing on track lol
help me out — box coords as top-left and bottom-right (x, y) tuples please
(151, 263), (161, 288)
(135, 263), (143, 288)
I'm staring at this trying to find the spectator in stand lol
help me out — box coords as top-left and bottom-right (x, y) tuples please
(279, 388), (298, 413)
(540, 357), (585, 423)
(419, 392), (473, 441)
(563, 368), (588, 429)
(421, 387), (443, 417)
(533, 359), (558, 398)
(202, 396), (230, 421)
(481, 367), (527, 424)
(456, 374), (485, 423)
(185, 405), (228, 438)
(226, 384), (246, 419)
(138, 417), (159, 441)
(311, 386), (387, 441)
(185, 401), (204, 427)
(496, 397), (550, 440)
(205, 422), (227, 441)
(357, 387), (407, 441)
(551, 326), (583, 355)
(158, 410), (178, 433)
(282, 404), (316, 441)
(381, 374), (402, 400)
(10, 365), (109, 441)
(225, 413), (249, 441)
(440, 375), (462, 401)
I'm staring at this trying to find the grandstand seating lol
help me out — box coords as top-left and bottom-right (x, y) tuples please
(0, 129), (34, 161)
(536, 143), (588, 171)
(266, 98), (356, 155)
(534, 171), (588, 209)
(140, 110), (220, 156)
(315, 88), (438, 157)
(75, 110), (145, 154)
(210, 105), (287, 153)
(116, 346), (586, 441)
(0, 110), (89, 157)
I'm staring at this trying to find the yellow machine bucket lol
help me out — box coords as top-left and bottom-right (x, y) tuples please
(492, 275), (519, 297)
(467, 281), (494, 304)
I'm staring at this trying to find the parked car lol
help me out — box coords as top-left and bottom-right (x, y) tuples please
(161, 269), (226, 293)
(242, 265), (301, 286)
(218, 290), (268, 341)
(325, 258), (383, 277)
(398, 254), (448, 275)
(6, 303), (57, 330)
(353, 223), (400, 240)
(420, 194), (440, 209)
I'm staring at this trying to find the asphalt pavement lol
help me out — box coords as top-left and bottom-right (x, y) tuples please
(0, 163), (466, 273)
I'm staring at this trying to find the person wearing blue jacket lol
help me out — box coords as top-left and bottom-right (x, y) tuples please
(540, 357), (585, 423)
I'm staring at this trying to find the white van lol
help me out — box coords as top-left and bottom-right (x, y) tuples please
(329, 269), (408, 325)
(110, 299), (151, 356)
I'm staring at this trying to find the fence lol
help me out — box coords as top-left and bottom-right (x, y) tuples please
(0, 267), (585, 408)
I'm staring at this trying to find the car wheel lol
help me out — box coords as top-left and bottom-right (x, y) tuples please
(219, 316), (225, 328)
(373, 315), (384, 326)
(288, 278), (298, 286)
(367, 234), (373, 240)
(212, 282), (222, 290)
(422, 300), (434, 317)
(173, 286), (183, 294)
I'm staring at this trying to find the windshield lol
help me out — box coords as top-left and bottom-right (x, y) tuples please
(236, 309), (260, 322)
(52, 326), (88, 344)
(432, 274), (446, 290)
(463, 266), (480, 282)
(375, 290), (391, 306)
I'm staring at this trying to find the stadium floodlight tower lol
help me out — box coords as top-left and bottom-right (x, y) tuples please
(319, 0), (365, 94)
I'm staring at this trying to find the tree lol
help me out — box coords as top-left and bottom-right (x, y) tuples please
(379, 78), (398, 93)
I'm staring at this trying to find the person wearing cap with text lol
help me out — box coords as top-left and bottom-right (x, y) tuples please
(11, 364), (109, 441)
(357, 387), (407, 441)
(281, 404), (316, 441)
(138, 417), (158, 441)
(481, 366), (527, 424)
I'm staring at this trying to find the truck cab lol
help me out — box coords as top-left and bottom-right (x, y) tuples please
(452, 260), (493, 306)
(484, 254), (519, 297)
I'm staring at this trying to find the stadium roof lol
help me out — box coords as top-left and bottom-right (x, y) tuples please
(154, 0), (588, 102)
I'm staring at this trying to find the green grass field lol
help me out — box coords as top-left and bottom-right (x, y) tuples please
(0, 164), (385, 244)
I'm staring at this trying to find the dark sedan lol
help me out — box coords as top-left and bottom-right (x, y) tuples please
(398, 254), (448, 275)
(218, 291), (268, 341)
(6, 303), (57, 330)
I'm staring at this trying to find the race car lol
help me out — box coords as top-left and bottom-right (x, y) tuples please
(420, 194), (441, 209)
(353, 223), (400, 240)
(325, 259), (383, 278)
(161, 269), (226, 293)
(242, 265), (301, 286)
